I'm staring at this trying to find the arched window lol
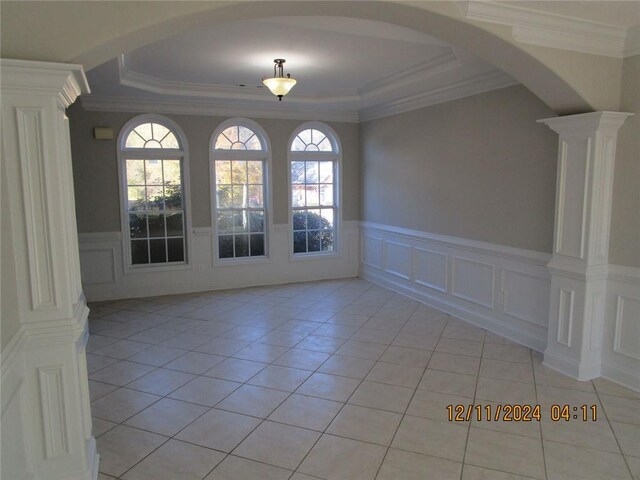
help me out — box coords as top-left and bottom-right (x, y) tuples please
(289, 123), (340, 255)
(118, 115), (189, 267)
(211, 119), (270, 259)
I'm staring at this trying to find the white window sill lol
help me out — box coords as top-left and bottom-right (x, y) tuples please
(125, 262), (192, 275)
(212, 256), (273, 268)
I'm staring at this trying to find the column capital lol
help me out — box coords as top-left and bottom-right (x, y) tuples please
(537, 111), (633, 136)
(1, 59), (90, 108)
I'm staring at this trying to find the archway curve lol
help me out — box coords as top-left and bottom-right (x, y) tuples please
(73, 1), (589, 114)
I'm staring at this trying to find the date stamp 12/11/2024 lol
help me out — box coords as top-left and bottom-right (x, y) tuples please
(447, 404), (598, 423)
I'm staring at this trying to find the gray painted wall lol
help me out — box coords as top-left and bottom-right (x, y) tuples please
(68, 107), (360, 232)
(610, 54), (640, 268)
(360, 85), (558, 253)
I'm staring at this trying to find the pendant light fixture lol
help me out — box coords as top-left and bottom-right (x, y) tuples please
(262, 59), (297, 101)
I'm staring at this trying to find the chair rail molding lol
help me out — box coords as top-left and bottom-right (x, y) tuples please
(1, 59), (97, 480)
(538, 111), (633, 382)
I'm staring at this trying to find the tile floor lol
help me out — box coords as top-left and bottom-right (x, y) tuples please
(87, 278), (640, 480)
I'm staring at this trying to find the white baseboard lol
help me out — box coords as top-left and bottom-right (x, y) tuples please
(360, 222), (550, 352)
(78, 221), (360, 302)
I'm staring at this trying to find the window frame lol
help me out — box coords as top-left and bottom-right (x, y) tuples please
(209, 118), (272, 266)
(116, 114), (192, 273)
(287, 122), (342, 260)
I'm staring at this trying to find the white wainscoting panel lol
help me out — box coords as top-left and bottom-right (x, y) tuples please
(383, 241), (412, 280)
(360, 222), (551, 351)
(602, 265), (640, 392)
(79, 221), (359, 302)
(413, 248), (448, 293)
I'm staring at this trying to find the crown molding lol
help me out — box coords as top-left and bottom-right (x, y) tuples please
(625, 25), (640, 58)
(358, 50), (462, 100)
(79, 94), (360, 123)
(457, 1), (632, 58)
(359, 69), (518, 122)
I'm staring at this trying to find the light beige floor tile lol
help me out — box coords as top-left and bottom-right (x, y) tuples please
(593, 378), (640, 399)
(289, 474), (321, 480)
(442, 325), (486, 342)
(233, 421), (320, 470)
(127, 345), (186, 366)
(349, 381), (414, 413)
(124, 397), (208, 436)
(122, 439), (224, 480)
(536, 384), (601, 409)
(98, 473), (117, 480)
(419, 369), (476, 398)
(475, 377), (536, 404)
(627, 456), (640, 480)
(392, 415), (467, 461)
(392, 333), (439, 351)
(92, 417), (117, 437)
(204, 358), (267, 382)
(318, 355), (375, 379)
(350, 327), (396, 344)
(326, 404), (401, 445)
(257, 330), (307, 347)
(97, 425), (166, 477)
(335, 340), (387, 360)
(326, 312), (370, 327)
(479, 359), (533, 383)
(86, 354), (119, 373)
(268, 393), (343, 431)
(233, 343), (290, 363)
(195, 337), (250, 356)
(532, 354), (595, 392)
(541, 416), (619, 453)
(164, 351), (226, 374)
(161, 332), (215, 350)
(611, 421), (640, 457)
(205, 455), (292, 480)
(93, 339), (151, 359)
(312, 324), (358, 339)
(363, 316), (406, 331)
(296, 372), (360, 402)
(298, 434), (386, 480)
(600, 394), (640, 425)
(277, 319), (323, 334)
(435, 338), (484, 357)
(482, 343), (531, 364)
(216, 384), (289, 418)
(544, 440), (632, 480)
(272, 349), (330, 370)
(380, 346), (432, 368)
(377, 448), (462, 480)
(169, 377), (241, 407)
(126, 368), (195, 396)
(89, 380), (119, 401)
(91, 388), (161, 423)
(221, 326), (269, 341)
(176, 408), (261, 452)
(296, 335), (345, 354)
(465, 428), (544, 479)
(89, 360), (156, 386)
(428, 352), (480, 376)
(471, 401), (541, 439)
(462, 465), (534, 479)
(365, 361), (424, 388)
(248, 365), (311, 392)
(407, 390), (471, 422)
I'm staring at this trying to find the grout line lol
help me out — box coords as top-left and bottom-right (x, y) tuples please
(530, 347), (549, 480)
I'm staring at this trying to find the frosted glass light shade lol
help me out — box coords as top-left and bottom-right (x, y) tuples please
(263, 77), (297, 98)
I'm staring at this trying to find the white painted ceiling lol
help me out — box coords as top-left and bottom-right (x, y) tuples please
(85, 16), (516, 121)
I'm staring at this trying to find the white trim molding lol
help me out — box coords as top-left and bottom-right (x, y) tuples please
(360, 222), (551, 352)
(1, 59), (98, 479)
(458, 1), (633, 58)
(538, 111), (634, 383)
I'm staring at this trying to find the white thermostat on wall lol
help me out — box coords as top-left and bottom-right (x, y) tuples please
(93, 127), (114, 140)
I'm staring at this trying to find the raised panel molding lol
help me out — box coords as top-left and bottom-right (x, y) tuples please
(557, 289), (575, 347)
(79, 249), (116, 285)
(1, 377), (32, 480)
(451, 257), (495, 308)
(383, 241), (412, 280)
(501, 270), (548, 327)
(413, 248), (448, 293)
(16, 107), (57, 311)
(362, 236), (383, 269)
(614, 296), (640, 361)
(38, 367), (70, 459)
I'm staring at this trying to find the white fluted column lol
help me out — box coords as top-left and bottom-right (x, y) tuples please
(1, 59), (96, 479)
(538, 111), (632, 380)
